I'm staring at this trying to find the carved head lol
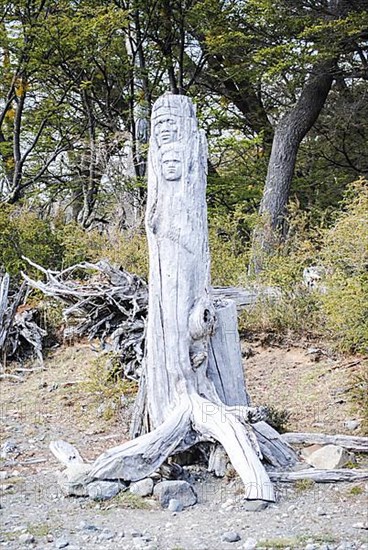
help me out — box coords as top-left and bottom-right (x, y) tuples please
(154, 115), (178, 146)
(152, 93), (196, 147)
(161, 148), (183, 181)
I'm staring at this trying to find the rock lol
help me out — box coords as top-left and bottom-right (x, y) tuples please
(305, 444), (355, 469)
(0, 471), (8, 480)
(153, 480), (197, 508)
(243, 537), (257, 549)
(305, 544), (319, 550)
(300, 444), (324, 460)
(344, 420), (360, 431)
(98, 528), (116, 541)
(131, 530), (143, 538)
(1, 440), (18, 458)
(243, 499), (269, 512)
(353, 522), (368, 529)
(168, 498), (183, 512)
(56, 463), (92, 497)
(222, 531), (241, 543)
(18, 533), (35, 545)
(88, 480), (120, 501)
(130, 478), (154, 497)
(78, 521), (99, 532)
(55, 537), (69, 549)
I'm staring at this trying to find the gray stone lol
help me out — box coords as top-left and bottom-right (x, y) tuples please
(87, 480), (120, 501)
(305, 545), (319, 550)
(18, 533), (35, 545)
(353, 522), (368, 529)
(98, 528), (116, 541)
(168, 498), (183, 512)
(243, 499), (269, 512)
(1, 440), (17, 458)
(78, 521), (99, 532)
(222, 531), (241, 543)
(56, 464), (92, 497)
(55, 538), (69, 549)
(153, 480), (197, 508)
(131, 530), (143, 538)
(305, 444), (355, 469)
(243, 537), (257, 550)
(129, 478), (154, 497)
(344, 420), (360, 431)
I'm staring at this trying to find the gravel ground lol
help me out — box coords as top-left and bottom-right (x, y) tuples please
(1, 343), (367, 550)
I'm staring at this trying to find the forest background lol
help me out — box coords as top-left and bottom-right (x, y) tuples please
(0, 0), (367, 360)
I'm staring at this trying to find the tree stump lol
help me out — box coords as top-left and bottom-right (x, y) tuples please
(89, 94), (275, 501)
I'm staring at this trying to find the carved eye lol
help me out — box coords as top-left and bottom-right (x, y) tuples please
(203, 309), (210, 323)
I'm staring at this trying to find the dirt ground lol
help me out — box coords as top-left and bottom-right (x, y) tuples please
(0, 341), (367, 549)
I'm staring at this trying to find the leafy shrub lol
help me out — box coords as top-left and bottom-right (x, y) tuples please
(208, 206), (257, 286)
(0, 204), (63, 278)
(265, 405), (291, 434)
(319, 179), (368, 353)
(241, 179), (368, 353)
(57, 222), (149, 279)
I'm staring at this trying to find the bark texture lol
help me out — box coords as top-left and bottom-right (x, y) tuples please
(251, 61), (335, 272)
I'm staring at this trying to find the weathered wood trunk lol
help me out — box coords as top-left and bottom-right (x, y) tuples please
(89, 94), (275, 501)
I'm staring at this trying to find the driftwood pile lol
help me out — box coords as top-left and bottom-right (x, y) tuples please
(0, 273), (45, 369)
(22, 259), (148, 380)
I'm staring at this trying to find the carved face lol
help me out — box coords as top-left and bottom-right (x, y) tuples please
(162, 150), (182, 181)
(154, 115), (178, 145)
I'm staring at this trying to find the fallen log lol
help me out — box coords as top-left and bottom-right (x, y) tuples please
(281, 432), (368, 453)
(212, 286), (281, 310)
(269, 468), (368, 482)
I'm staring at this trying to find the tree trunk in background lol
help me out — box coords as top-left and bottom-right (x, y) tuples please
(250, 61), (335, 274)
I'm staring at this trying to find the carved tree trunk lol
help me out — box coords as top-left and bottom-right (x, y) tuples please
(88, 94), (275, 501)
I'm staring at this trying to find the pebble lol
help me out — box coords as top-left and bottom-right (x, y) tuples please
(353, 522), (368, 529)
(344, 420), (360, 431)
(0, 471), (8, 480)
(78, 521), (99, 532)
(243, 537), (257, 550)
(243, 500), (269, 512)
(305, 544), (319, 550)
(98, 528), (116, 541)
(131, 530), (143, 538)
(18, 533), (35, 545)
(222, 531), (241, 543)
(54, 538), (69, 549)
